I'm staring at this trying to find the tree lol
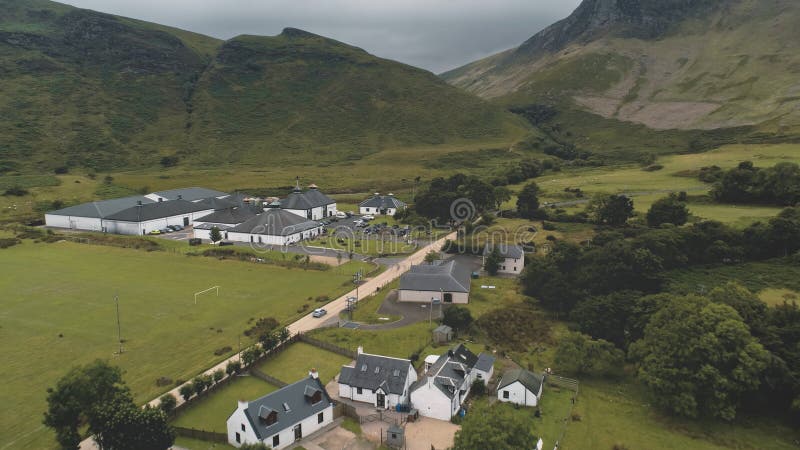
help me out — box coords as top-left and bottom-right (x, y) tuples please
(226, 360), (242, 376)
(516, 182), (540, 219)
(453, 402), (539, 450)
(212, 369), (225, 384)
(493, 186), (511, 211)
(646, 194), (689, 227)
(44, 360), (130, 450)
(424, 250), (439, 264)
(158, 394), (177, 414)
(278, 327), (290, 342)
(442, 305), (473, 332)
(554, 332), (624, 378)
(469, 379), (486, 397)
(241, 347), (258, 366)
(178, 384), (194, 402)
(209, 226), (222, 244)
(588, 194), (634, 226)
(630, 295), (770, 420)
(570, 291), (641, 348)
(484, 246), (503, 276)
(91, 399), (174, 450)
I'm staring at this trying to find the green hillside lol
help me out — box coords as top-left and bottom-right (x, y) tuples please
(0, 0), (526, 173)
(443, 0), (800, 135)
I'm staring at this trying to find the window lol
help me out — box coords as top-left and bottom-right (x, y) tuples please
(241, 424), (246, 432)
(513, 267), (517, 272)
(317, 412), (324, 424)
(477, 373), (483, 379)
(235, 432), (241, 443)
(356, 387), (363, 395)
(273, 435), (280, 447)
(503, 391), (509, 399)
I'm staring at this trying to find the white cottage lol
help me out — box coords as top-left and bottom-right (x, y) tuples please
(359, 193), (407, 216)
(496, 368), (544, 408)
(398, 259), (472, 304)
(482, 243), (525, 275)
(227, 372), (333, 449)
(338, 347), (417, 409)
(226, 209), (324, 246)
(410, 344), (495, 421)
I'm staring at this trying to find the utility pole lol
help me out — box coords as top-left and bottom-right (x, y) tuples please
(115, 293), (123, 354)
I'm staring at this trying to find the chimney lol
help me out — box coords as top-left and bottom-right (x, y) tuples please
(238, 399), (248, 410)
(309, 368), (319, 379)
(137, 201), (142, 206)
(357, 345), (363, 355)
(374, 192), (380, 197)
(388, 193), (394, 196)
(178, 194), (182, 200)
(158, 198), (163, 202)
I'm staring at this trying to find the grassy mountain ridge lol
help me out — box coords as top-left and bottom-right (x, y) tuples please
(443, 0), (800, 133)
(0, 0), (526, 172)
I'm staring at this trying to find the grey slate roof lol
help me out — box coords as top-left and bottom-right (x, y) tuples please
(412, 344), (478, 399)
(497, 368), (544, 394)
(399, 260), (471, 293)
(483, 243), (524, 259)
(151, 187), (229, 202)
(193, 222), (234, 231)
(338, 353), (413, 395)
(104, 199), (211, 222)
(230, 209), (321, 236)
(194, 196), (237, 210)
(280, 187), (335, 210)
(46, 196), (154, 219)
(238, 376), (332, 441)
(195, 206), (260, 225)
(474, 353), (496, 372)
(433, 324), (452, 334)
(359, 194), (406, 210)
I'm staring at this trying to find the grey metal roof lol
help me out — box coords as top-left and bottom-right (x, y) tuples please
(412, 344), (479, 399)
(359, 195), (406, 210)
(280, 187), (335, 210)
(483, 243), (524, 259)
(230, 209), (321, 236)
(474, 353), (496, 372)
(151, 187), (229, 201)
(104, 199), (211, 222)
(46, 195), (155, 219)
(195, 206), (260, 225)
(399, 260), (471, 293)
(193, 223), (234, 231)
(433, 325), (452, 334)
(338, 353), (413, 395)
(238, 376), (332, 441)
(194, 196), (237, 210)
(497, 368), (544, 394)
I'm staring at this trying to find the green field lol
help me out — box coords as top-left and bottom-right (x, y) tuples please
(308, 322), (436, 361)
(254, 342), (351, 384)
(0, 240), (372, 449)
(666, 258), (800, 295)
(172, 375), (277, 433)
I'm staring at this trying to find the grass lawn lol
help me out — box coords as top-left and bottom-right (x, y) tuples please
(347, 280), (401, 324)
(757, 288), (800, 307)
(666, 258), (800, 295)
(0, 241), (375, 449)
(254, 342), (351, 384)
(305, 235), (417, 257)
(308, 322), (436, 361)
(172, 375), (277, 433)
(173, 436), (235, 449)
(466, 276), (530, 319)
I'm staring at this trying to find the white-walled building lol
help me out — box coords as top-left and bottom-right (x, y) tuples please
(398, 260), (471, 304)
(496, 368), (544, 408)
(227, 373), (333, 449)
(193, 205), (262, 241)
(226, 208), (323, 246)
(482, 243), (525, 275)
(44, 195), (155, 233)
(359, 193), (406, 216)
(410, 344), (494, 421)
(338, 347), (417, 409)
(280, 184), (336, 220)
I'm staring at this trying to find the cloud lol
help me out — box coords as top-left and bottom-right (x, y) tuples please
(58, 0), (581, 73)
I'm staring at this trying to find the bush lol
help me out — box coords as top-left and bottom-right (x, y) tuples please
(213, 346), (232, 356)
(226, 360), (242, 375)
(0, 238), (20, 249)
(159, 394), (177, 413)
(541, 221), (556, 231)
(155, 377), (172, 387)
(178, 384), (194, 401)
(243, 317), (279, 337)
(3, 186), (28, 196)
(54, 166), (69, 174)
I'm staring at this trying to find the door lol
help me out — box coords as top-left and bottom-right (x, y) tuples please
(183, 217), (189, 226)
(293, 423), (302, 441)
(376, 392), (386, 408)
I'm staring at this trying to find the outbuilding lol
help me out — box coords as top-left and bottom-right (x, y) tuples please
(482, 243), (525, 275)
(432, 324), (453, 344)
(496, 368), (544, 408)
(398, 260), (471, 304)
(359, 193), (407, 216)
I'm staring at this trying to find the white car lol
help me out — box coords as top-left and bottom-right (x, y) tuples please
(335, 211), (347, 219)
(362, 214), (375, 220)
(312, 308), (327, 318)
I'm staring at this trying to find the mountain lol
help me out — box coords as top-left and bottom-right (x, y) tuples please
(0, 0), (525, 172)
(443, 0), (800, 133)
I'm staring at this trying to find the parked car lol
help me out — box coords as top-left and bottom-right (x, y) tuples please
(159, 228), (171, 234)
(312, 308), (327, 318)
(148, 230), (161, 235)
(345, 211), (354, 218)
(335, 211), (347, 219)
(172, 225), (184, 231)
(354, 220), (367, 227)
(219, 241), (234, 246)
(167, 225), (180, 231)
(362, 214), (375, 220)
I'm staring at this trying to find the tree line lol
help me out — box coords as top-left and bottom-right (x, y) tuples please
(702, 161), (800, 206)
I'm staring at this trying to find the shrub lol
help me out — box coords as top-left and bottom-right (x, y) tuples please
(213, 369), (225, 384)
(159, 394), (177, 413)
(0, 238), (20, 249)
(3, 186), (28, 196)
(213, 346), (232, 356)
(155, 377), (172, 387)
(178, 384), (194, 401)
(226, 360), (242, 375)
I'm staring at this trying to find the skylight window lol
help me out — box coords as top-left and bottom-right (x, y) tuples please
(282, 402), (291, 412)
(393, 369), (400, 377)
(361, 364), (368, 372)
(374, 366), (380, 374)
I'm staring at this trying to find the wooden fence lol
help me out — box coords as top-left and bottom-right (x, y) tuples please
(333, 401), (360, 421)
(173, 426), (227, 443)
(249, 367), (288, 387)
(298, 333), (357, 359)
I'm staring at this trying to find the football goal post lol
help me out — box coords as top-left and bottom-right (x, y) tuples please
(194, 286), (220, 304)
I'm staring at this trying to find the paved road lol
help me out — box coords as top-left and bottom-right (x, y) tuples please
(79, 230), (456, 450)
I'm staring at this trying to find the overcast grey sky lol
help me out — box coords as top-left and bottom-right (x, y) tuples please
(58, 0), (581, 73)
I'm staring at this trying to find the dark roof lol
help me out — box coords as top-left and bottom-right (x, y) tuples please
(280, 187), (335, 210)
(46, 196), (155, 219)
(194, 223), (235, 231)
(412, 344), (478, 399)
(195, 196), (237, 210)
(483, 243), (524, 259)
(399, 260), (471, 293)
(474, 353), (496, 372)
(238, 376), (332, 441)
(497, 368), (544, 394)
(104, 199), (212, 222)
(338, 353), (413, 395)
(359, 194), (406, 210)
(196, 206), (260, 225)
(230, 209), (321, 236)
(151, 187), (229, 202)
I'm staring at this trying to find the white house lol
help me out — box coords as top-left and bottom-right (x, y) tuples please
(398, 259), (471, 304)
(192, 205), (262, 241)
(482, 243), (525, 275)
(410, 344), (495, 421)
(226, 209), (324, 246)
(227, 372), (333, 449)
(44, 195), (155, 232)
(338, 347), (417, 409)
(280, 184), (337, 220)
(359, 193), (407, 216)
(496, 368), (544, 408)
